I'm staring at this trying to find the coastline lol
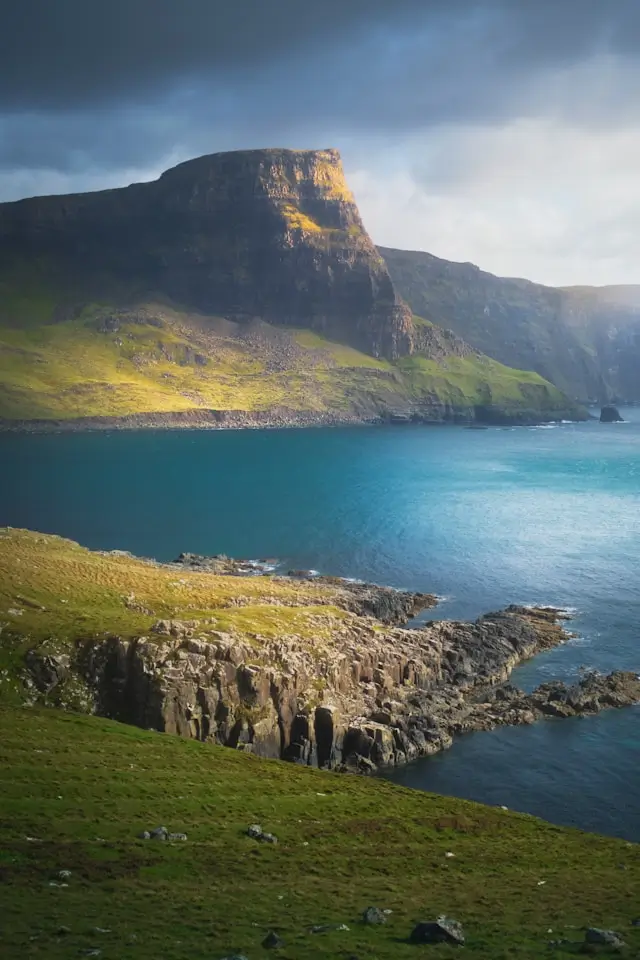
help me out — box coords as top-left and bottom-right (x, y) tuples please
(6, 531), (639, 776)
(0, 405), (588, 434)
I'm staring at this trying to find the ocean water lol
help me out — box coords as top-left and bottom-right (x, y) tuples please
(1, 411), (639, 839)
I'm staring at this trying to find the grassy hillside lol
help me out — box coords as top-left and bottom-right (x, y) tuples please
(0, 296), (580, 424)
(1, 705), (639, 960)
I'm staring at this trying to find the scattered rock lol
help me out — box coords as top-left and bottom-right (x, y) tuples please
(149, 826), (168, 840)
(261, 832), (278, 844)
(362, 907), (387, 925)
(247, 824), (263, 839)
(310, 924), (350, 934)
(410, 917), (465, 946)
(91, 928), (111, 935)
(168, 832), (188, 841)
(57, 869), (72, 880)
(584, 928), (626, 948)
(262, 931), (285, 949)
(137, 830), (151, 840)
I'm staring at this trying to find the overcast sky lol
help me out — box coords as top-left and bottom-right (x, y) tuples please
(1, 0), (640, 286)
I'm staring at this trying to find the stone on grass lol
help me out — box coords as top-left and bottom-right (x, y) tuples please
(262, 931), (285, 949)
(137, 831), (151, 840)
(261, 832), (278, 844)
(247, 824), (263, 839)
(168, 832), (187, 841)
(410, 916), (465, 946)
(150, 826), (168, 840)
(585, 928), (626, 948)
(362, 907), (387, 925)
(57, 869), (72, 880)
(310, 924), (350, 934)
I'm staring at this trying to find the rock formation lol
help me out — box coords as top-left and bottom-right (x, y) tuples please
(600, 404), (624, 422)
(22, 562), (640, 772)
(0, 148), (413, 360)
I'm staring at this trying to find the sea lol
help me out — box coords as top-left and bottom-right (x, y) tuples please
(1, 410), (639, 840)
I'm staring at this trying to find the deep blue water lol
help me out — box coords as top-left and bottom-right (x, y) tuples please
(1, 412), (639, 839)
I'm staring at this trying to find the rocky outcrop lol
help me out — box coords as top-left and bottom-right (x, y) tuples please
(0, 148), (413, 360)
(600, 404), (624, 422)
(23, 581), (640, 772)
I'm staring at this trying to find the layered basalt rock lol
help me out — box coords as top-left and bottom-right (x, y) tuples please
(23, 577), (640, 772)
(0, 148), (413, 359)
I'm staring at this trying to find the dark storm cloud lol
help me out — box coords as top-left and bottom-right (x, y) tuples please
(1, 0), (639, 194)
(1, 0), (639, 111)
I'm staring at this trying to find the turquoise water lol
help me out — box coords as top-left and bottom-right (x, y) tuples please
(1, 412), (639, 839)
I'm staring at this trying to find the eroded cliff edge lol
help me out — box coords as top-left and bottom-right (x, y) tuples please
(4, 530), (639, 772)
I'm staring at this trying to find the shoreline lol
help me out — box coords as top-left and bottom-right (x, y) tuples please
(0, 406), (589, 434)
(9, 532), (639, 775)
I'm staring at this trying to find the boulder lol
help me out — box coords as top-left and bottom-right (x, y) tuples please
(362, 907), (387, 925)
(410, 917), (465, 946)
(262, 931), (285, 949)
(584, 928), (625, 948)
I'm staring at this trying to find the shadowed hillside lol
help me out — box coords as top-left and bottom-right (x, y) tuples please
(381, 246), (640, 403)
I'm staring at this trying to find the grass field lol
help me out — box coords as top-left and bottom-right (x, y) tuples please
(1, 706), (638, 960)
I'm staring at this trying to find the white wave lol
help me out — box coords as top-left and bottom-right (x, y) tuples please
(565, 635), (592, 647)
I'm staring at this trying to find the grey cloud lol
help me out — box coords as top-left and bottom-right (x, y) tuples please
(1, 0), (640, 203)
(1, 0), (638, 112)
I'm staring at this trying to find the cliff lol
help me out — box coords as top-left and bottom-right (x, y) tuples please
(381, 246), (640, 402)
(0, 149), (583, 426)
(3, 530), (638, 773)
(0, 148), (412, 360)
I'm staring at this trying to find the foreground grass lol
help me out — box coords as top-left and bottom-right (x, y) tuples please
(0, 706), (638, 960)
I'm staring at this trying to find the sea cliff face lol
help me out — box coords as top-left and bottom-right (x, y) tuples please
(0, 148), (413, 360)
(381, 245), (640, 403)
(6, 532), (638, 773)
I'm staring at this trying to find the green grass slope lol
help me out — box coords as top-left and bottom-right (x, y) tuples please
(0, 295), (581, 424)
(1, 707), (638, 959)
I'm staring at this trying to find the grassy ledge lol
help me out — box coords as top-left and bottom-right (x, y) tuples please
(1, 705), (639, 960)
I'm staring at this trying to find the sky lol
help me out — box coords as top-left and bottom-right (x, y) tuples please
(1, 0), (640, 286)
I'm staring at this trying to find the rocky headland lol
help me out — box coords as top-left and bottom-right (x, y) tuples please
(0, 149), (583, 427)
(7, 531), (639, 775)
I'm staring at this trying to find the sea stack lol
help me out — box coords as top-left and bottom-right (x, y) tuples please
(600, 405), (624, 422)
